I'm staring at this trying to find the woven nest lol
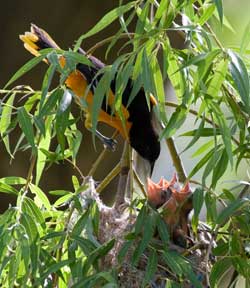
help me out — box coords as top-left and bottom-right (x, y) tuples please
(74, 177), (215, 288)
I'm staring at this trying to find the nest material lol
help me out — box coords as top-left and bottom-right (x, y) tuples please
(74, 177), (214, 288)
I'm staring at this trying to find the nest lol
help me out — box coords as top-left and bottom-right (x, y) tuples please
(73, 177), (214, 287)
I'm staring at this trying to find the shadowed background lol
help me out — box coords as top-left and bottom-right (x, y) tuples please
(0, 0), (125, 211)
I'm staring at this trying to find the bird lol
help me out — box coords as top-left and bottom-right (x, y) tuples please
(20, 24), (161, 172)
(147, 174), (193, 246)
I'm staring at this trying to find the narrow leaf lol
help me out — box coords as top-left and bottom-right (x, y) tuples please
(161, 105), (187, 139)
(0, 93), (16, 157)
(4, 51), (51, 88)
(142, 249), (158, 287)
(74, 2), (135, 50)
(17, 107), (36, 154)
(216, 198), (248, 225)
(229, 50), (250, 111)
(213, 0), (223, 25)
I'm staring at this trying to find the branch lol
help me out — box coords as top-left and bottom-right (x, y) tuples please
(165, 101), (240, 146)
(114, 141), (130, 209)
(165, 137), (187, 183)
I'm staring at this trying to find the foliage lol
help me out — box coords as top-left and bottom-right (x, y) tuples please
(1, 0), (250, 287)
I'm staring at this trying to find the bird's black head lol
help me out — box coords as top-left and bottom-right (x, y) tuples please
(129, 122), (160, 174)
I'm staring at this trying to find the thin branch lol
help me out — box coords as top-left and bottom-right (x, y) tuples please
(86, 33), (135, 55)
(165, 137), (187, 183)
(96, 162), (121, 194)
(115, 141), (130, 209)
(24, 153), (37, 192)
(165, 101), (240, 146)
(87, 131), (118, 177)
(65, 158), (85, 180)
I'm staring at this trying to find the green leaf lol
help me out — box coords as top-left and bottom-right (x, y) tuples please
(142, 249), (158, 287)
(191, 140), (214, 158)
(211, 148), (228, 188)
(206, 59), (228, 97)
(154, 0), (169, 22)
(181, 117), (205, 153)
(167, 50), (185, 101)
(118, 241), (133, 263)
(54, 193), (73, 207)
(64, 51), (92, 66)
(0, 92), (16, 157)
(4, 50), (52, 88)
(132, 212), (156, 266)
(134, 205), (147, 235)
(216, 198), (248, 225)
(141, 48), (154, 108)
(20, 212), (39, 242)
(202, 147), (221, 185)
(36, 116), (53, 185)
(198, 3), (215, 26)
(23, 197), (45, 228)
(82, 239), (115, 276)
(17, 107), (36, 154)
(157, 214), (169, 245)
(40, 63), (57, 111)
(180, 50), (220, 71)
(0, 182), (18, 195)
(39, 88), (61, 118)
(151, 56), (167, 124)
(181, 128), (221, 137)
(72, 235), (98, 255)
(71, 209), (89, 236)
(161, 105), (187, 139)
(209, 102), (233, 166)
(0, 176), (26, 185)
(228, 50), (250, 111)
(188, 147), (215, 178)
(192, 188), (204, 233)
(74, 2), (135, 50)
(213, 0), (223, 25)
(135, 2), (150, 42)
(29, 183), (51, 210)
(38, 259), (73, 285)
(162, 250), (183, 276)
(56, 90), (72, 153)
(193, 188), (204, 219)
(205, 192), (217, 224)
(210, 257), (232, 288)
(91, 67), (113, 144)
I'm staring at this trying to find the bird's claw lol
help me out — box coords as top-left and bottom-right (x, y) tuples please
(103, 138), (117, 151)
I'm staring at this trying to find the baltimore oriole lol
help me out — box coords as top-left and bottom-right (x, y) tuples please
(20, 24), (160, 171)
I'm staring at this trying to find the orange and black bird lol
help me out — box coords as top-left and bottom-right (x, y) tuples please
(20, 24), (160, 172)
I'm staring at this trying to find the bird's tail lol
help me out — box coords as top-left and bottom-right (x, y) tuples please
(19, 23), (60, 57)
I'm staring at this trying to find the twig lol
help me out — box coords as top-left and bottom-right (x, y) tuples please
(96, 162), (121, 194)
(204, 228), (217, 287)
(86, 33), (135, 55)
(87, 131), (118, 176)
(165, 101), (240, 146)
(65, 158), (85, 180)
(133, 169), (147, 198)
(165, 137), (187, 183)
(115, 141), (130, 209)
(238, 184), (250, 199)
(24, 153), (37, 192)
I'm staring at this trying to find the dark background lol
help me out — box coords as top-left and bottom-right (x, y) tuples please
(0, 0), (128, 211)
